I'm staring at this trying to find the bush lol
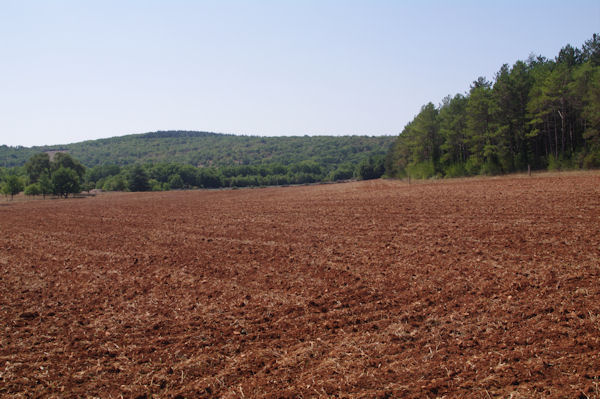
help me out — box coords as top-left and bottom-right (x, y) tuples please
(355, 156), (385, 180)
(329, 166), (354, 181)
(406, 161), (435, 179)
(168, 174), (184, 189)
(82, 181), (96, 192)
(480, 160), (502, 176)
(24, 183), (42, 196)
(102, 175), (127, 191)
(149, 179), (165, 191)
(582, 151), (600, 169)
(548, 155), (577, 171)
(443, 163), (467, 178)
(464, 157), (482, 176)
(198, 169), (223, 188)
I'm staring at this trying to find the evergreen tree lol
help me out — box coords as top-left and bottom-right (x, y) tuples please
(386, 33), (600, 179)
(465, 77), (495, 174)
(581, 33), (600, 66)
(581, 64), (600, 166)
(439, 94), (468, 169)
(491, 61), (533, 171)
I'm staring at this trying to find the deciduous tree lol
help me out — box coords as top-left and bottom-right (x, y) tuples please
(52, 167), (81, 198)
(25, 153), (51, 183)
(2, 175), (24, 200)
(127, 164), (150, 192)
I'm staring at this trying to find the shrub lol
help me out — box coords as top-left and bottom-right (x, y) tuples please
(24, 183), (42, 196)
(444, 163), (467, 178)
(480, 160), (502, 176)
(406, 161), (435, 179)
(168, 174), (184, 189)
(583, 151), (600, 169)
(464, 157), (482, 176)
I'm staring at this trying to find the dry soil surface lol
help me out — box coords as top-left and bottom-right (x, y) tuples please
(1, 174), (599, 398)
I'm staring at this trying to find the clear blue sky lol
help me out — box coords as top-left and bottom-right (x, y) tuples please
(1, 0), (598, 147)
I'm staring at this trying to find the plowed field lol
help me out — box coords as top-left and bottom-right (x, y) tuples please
(1, 173), (599, 398)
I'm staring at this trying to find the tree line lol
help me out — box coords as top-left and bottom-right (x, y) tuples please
(82, 156), (386, 192)
(4, 35), (596, 195)
(1, 152), (386, 198)
(385, 33), (600, 178)
(0, 152), (86, 199)
(1, 132), (391, 198)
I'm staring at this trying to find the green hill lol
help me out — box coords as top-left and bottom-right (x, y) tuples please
(1, 131), (394, 169)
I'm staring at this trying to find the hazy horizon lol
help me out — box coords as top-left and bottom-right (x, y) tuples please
(1, 1), (598, 147)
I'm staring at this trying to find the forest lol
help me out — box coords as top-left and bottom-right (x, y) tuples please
(0, 134), (391, 195)
(385, 33), (600, 178)
(0, 131), (393, 169)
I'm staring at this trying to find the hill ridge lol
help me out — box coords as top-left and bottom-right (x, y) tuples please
(0, 130), (394, 169)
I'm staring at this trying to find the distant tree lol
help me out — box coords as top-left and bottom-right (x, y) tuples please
(439, 94), (469, 169)
(148, 178), (165, 191)
(127, 164), (150, 192)
(290, 161), (322, 175)
(22, 152), (89, 198)
(581, 64), (600, 167)
(38, 172), (53, 199)
(148, 162), (180, 183)
(2, 175), (24, 200)
(52, 167), (81, 198)
(197, 168), (223, 188)
(25, 153), (51, 183)
(410, 103), (442, 173)
(329, 163), (355, 181)
(24, 183), (42, 197)
(85, 164), (121, 184)
(355, 156), (385, 180)
(488, 61), (533, 172)
(82, 181), (96, 193)
(544, 63), (575, 157)
(103, 175), (128, 191)
(466, 77), (495, 174)
(51, 153), (86, 180)
(178, 164), (199, 187)
(168, 174), (184, 189)
(556, 44), (582, 67)
(581, 33), (600, 66)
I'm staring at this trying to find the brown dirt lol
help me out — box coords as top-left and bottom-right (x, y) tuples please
(1, 173), (599, 398)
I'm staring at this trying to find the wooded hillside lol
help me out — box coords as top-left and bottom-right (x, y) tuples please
(1, 132), (394, 192)
(0, 131), (394, 169)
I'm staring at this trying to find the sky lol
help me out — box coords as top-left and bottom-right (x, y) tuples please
(1, 1), (599, 147)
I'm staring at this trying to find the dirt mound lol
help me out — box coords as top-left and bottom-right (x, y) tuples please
(1, 174), (599, 398)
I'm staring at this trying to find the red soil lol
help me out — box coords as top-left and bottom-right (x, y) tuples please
(1, 173), (599, 398)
